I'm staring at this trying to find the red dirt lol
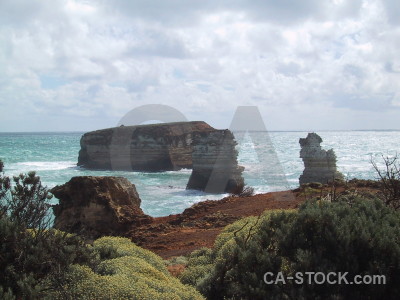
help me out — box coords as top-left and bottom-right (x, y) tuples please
(129, 190), (303, 259)
(129, 181), (381, 259)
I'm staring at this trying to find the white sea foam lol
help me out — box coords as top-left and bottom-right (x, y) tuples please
(11, 161), (76, 172)
(164, 168), (192, 174)
(2, 131), (400, 217)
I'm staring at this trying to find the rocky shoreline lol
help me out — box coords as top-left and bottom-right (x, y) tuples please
(52, 176), (381, 259)
(51, 127), (380, 259)
(51, 176), (302, 258)
(131, 179), (381, 258)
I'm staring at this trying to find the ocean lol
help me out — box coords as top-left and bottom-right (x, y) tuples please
(0, 131), (399, 217)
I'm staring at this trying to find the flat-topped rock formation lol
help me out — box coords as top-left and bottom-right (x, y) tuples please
(187, 130), (244, 193)
(51, 176), (152, 239)
(78, 121), (245, 193)
(78, 121), (214, 171)
(299, 133), (343, 185)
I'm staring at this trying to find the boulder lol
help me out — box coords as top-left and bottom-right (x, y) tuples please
(299, 133), (344, 185)
(77, 121), (214, 171)
(51, 176), (152, 239)
(186, 129), (245, 193)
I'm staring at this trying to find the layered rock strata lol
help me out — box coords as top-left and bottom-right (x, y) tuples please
(51, 176), (152, 239)
(77, 121), (213, 171)
(299, 133), (343, 185)
(186, 130), (244, 193)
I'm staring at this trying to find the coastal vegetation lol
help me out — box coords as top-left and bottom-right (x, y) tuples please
(0, 160), (94, 299)
(0, 160), (202, 299)
(371, 154), (400, 210)
(2, 156), (400, 299)
(180, 196), (400, 299)
(48, 236), (203, 300)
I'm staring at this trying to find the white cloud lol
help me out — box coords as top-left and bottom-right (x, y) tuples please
(0, 0), (399, 131)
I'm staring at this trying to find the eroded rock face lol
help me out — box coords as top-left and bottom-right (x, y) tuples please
(186, 130), (244, 193)
(51, 176), (152, 239)
(299, 133), (343, 185)
(77, 121), (214, 171)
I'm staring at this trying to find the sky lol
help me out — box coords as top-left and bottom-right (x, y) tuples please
(1, 0), (400, 132)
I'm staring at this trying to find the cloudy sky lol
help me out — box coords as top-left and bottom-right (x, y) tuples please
(1, 0), (400, 132)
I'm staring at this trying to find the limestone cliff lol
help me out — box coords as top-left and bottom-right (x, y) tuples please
(77, 121), (213, 171)
(299, 133), (343, 185)
(78, 121), (245, 194)
(51, 176), (152, 239)
(186, 130), (244, 193)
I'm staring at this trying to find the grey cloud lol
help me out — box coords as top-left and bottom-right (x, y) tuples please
(0, 0), (43, 26)
(232, 0), (326, 23)
(330, 92), (396, 111)
(0, 0), (64, 27)
(247, 26), (284, 54)
(86, 84), (102, 97)
(125, 75), (160, 93)
(247, 0), (363, 23)
(101, 0), (215, 26)
(127, 30), (188, 58)
(385, 62), (400, 73)
(103, 0), (364, 26)
(276, 62), (302, 77)
(326, 0), (364, 19)
(1, 0), (399, 132)
(382, 0), (400, 25)
(343, 64), (365, 79)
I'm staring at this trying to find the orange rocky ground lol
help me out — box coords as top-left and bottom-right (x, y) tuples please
(129, 181), (381, 260)
(130, 189), (306, 258)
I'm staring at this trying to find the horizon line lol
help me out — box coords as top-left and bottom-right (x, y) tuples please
(1, 129), (400, 134)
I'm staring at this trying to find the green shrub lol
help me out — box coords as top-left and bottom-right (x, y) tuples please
(0, 216), (95, 298)
(179, 248), (214, 287)
(166, 256), (189, 266)
(50, 237), (204, 300)
(0, 160), (202, 299)
(180, 211), (292, 298)
(0, 161), (202, 299)
(181, 199), (400, 300)
(0, 286), (15, 300)
(0, 216), (95, 299)
(94, 236), (168, 274)
(0, 162), (94, 299)
(1, 171), (52, 229)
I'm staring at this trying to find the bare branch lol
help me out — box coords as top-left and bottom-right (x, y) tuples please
(371, 153), (400, 209)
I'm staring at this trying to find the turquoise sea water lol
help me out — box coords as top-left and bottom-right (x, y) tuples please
(0, 131), (399, 217)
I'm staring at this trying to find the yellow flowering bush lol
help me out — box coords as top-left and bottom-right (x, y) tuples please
(94, 236), (168, 274)
(48, 236), (204, 300)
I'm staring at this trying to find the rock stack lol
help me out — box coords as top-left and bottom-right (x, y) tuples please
(51, 176), (153, 239)
(186, 129), (244, 193)
(77, 121), (245, 194)
(299, 133), (343, 185)
(77, 121), (213, 171)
